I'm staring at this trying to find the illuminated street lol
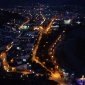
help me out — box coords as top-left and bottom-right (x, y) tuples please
(0, 1), (85, 85)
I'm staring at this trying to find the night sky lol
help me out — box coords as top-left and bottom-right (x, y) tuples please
(0, 0), (85, 7)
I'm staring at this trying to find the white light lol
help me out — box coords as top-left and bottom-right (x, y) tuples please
(7, 22), (10, 24)
(72, 73), (74, 75)
(27, 63), (29, 65)
(23, 59), (26, 62)
(52, 25), (59, 28)
(36, 74), (39, 76)
(22, 50), (25, 51)
(64, 19), (72, 24)
(29, 64), (31, 67)
(54, 43), (56, 45)
(17, 54), (19, 56)
(19, 31), (21, 33)
(7, 70), (9, 72)
(17, 47), (20, 50)
(33, 72), (35, 74)
(21, 75), (23, 78)
(11, 42), (14, 44)
(82, 75), (84, 78)
(32, 48), (33, 51)
(30, 70), (31, 72)
(32, 36), (34, 38)
(1, 9), (3, 11)
(23, 26), (27, 29)
(76, 21), (81, 24)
